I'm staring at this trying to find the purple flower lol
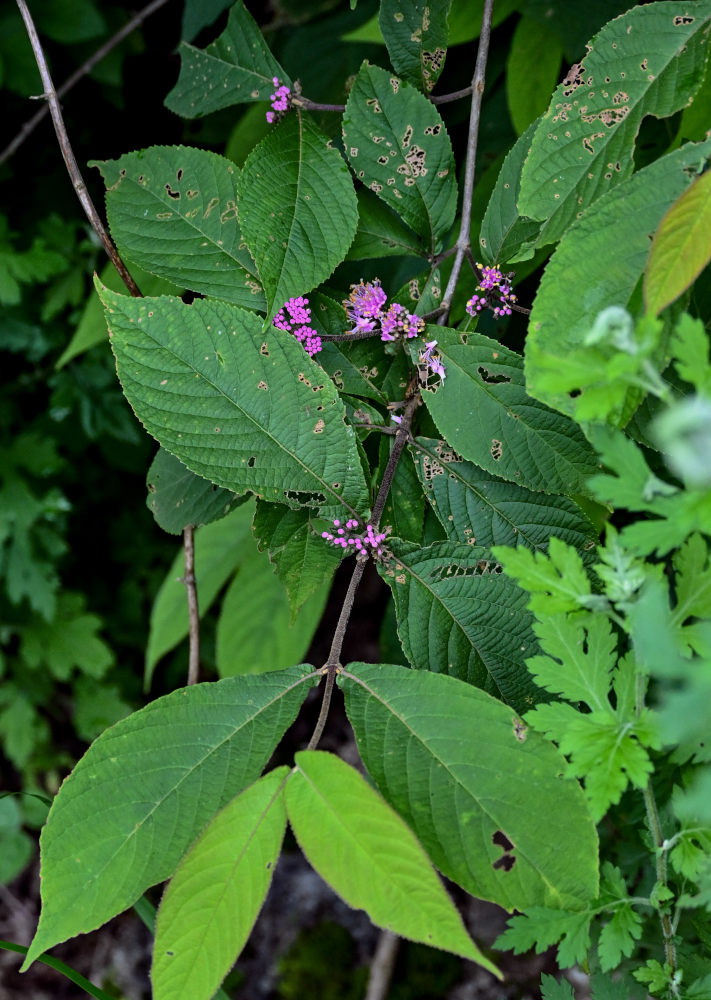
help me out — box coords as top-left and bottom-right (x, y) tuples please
(321, 518), (389, 560)
(466, 263), (517, 320)
(344, 279), (387, 333)
(272, 296), (322, 356)
(267, 77), (291, 124)
(419, 339), (446, 382)
(380, 302), (424, 342)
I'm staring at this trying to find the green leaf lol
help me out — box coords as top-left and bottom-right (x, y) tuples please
(412, 436), (596, 552)
(598, 904), (643, 971)
(540, 973), (575, 1000)
(506, 18), (563, 136)
(20, 592), (113, 681)
(526, 140), (711, 416)
(380, 537), (542, 708)
(23, 666), (317, 968)
(420, 327), (600, 496)
(478, 121), (543, 265)
(145, 504), (255, 685)
(91, 147), (265, 309)
(146, 448), (244, 536)
(237, 114), (358, 320)
(253, 501), (343, 620)
(100, 286), (369, 520)
(340, 663), (599, 911)
(343, 62), (457, 253)
(165, 1), (288, 118)
(491, 536), (592, 615)
(380, 443), (425, 543)
(645, 170), (711, 317)
(496, 907), (593, 968)
(672, 313), (711, 396)
(215, 545), (330, 676)
(285, 750), (500, 973)
(379, 0), (452, 92)
(524, 613), (617, 712)
(152, 768), (288, 1000)
(346, 188), (427, 260)
(518, 2), (711, 243)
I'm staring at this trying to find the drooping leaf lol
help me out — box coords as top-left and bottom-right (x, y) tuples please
(146, 448), (244, 536)
(340, 663), (599, 911)
(152, 768), (289, 1000)
(343, 62), (457, 253)
(285, 750), (500, 973)
(165, 1), (288, 118)
(519, 2), (711, 243)
(378, 0), (452, 92)
(506, 17), (563, 136)
(346, 187), (427, 260)
(526, 139), (711, 416)
(412, 436), (596, 553)
(645, 169), (711, 317)
(22, 666), (317, 967)
(378, 537), (542, 709)
(419, 326), (600, 495)
(237, 113), (358, 320)
(99, 286), (369, 520)
(91, 147), (265, 309)
(145, 504), (255, 686)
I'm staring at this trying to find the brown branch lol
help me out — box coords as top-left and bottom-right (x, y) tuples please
(430, 85), (473, 105)
(365, 930), (400, 1000)
(15, 0), (141, 297)
(438, 0), (495, 325)
(320, 329), (382, 343)
(182, 526), (200, 686)
(294, 86), (474, 114)
(2, 0), (171, 166)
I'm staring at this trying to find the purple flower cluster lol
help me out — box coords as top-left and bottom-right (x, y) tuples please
(344, 279), (424, 342)
(466, 264), (517, 319)
(273, 296), (322, 356)
(266, 77), (291, 124)
(419, 339), (446, 381)
(321, 518), (388, 559)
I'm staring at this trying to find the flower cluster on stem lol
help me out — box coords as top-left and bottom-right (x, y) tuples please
(273, 296), (322, 356)
(344, 279), (425, 342)
(321, 518), (388, 560)
(466, 263), (517, 318)
(266, 77), (291, 124)
(418, 339), (446, 382)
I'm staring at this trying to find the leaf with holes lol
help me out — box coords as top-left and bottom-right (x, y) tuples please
(518, 2), (711, 243)
(237, 114), (358, 320)
(419, 326), (600, 495)
(285, 750), (500, 972)
(91, 147), (265, 309)
(343, 62), (457, 253)
(526, 139), (711, 416)
(146, 448), (245, 536)
(645, 169), (711, 317)
(152, 768), (288, 1000)
(340, 663), (599, 911)
(165, 2), (288, 118)
(378, 537), (542, 710)
(22, 666), (317, 968)
(412, 437), (596, 553)
(99, 285), (369, 521)
(379, 0), (452, 93)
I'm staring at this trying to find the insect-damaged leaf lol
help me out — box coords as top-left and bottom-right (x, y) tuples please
(378, 0), (452, 93)
(22, 667), (317, 967)
(340, 663), (599, 911)
(98, 285), (369, 521)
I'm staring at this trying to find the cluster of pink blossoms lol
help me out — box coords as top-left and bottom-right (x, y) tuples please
(344, 279), (425, 342)
(272, 296), (322, 357)
(321, 518), (388, 559)
(466, 264), (517, 319)
(266, 77), (291, 124)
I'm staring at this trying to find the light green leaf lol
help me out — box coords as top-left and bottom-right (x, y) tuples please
(152, 767), (288, 1000)
(598, 904), (643, 971)
(519, 2), (711, 243)
(496, 908), (593, 969)
(341, 663), (599, 911)
(672, 313), (711, 395)
(526, 140), (711, 416)
(145, 504), (255, 686)
(525, 613), (617, 712)
(420, 327), (600, 495)
(645, 170), (711, 317)
(347, 188), (427, 260)
(380, 537), (542, 708)
(506, 18), (563, 136)
(285, 750), (500, 973)
(540, 973), (575, 1000)
(492, 536), (593, 615)
(165, 1), (288, 118)
(100, 286), (369, 520)
(237, 114), (358, 320)
(215, 545), (330, 676)
(413, 436), (596, 552)
(343, 62), (457, 253)
(379, 0), (451, 92)
(23, 666), (317, 968)
(146, 448), (244, 536)
(91, 147), (265, 309)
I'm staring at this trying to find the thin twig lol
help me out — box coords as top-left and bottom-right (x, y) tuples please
(294, 86), (474, 114)
(182, 525), (200, 686)
(15, 0), (141, 297)
(438, 0), (495, 325)
(370, 377), (420, 529)
(365, 930), (400, 1000)
(321, 329), (382, 343)
(430, 85), (473, 105)
(2, 0), (171, 165)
